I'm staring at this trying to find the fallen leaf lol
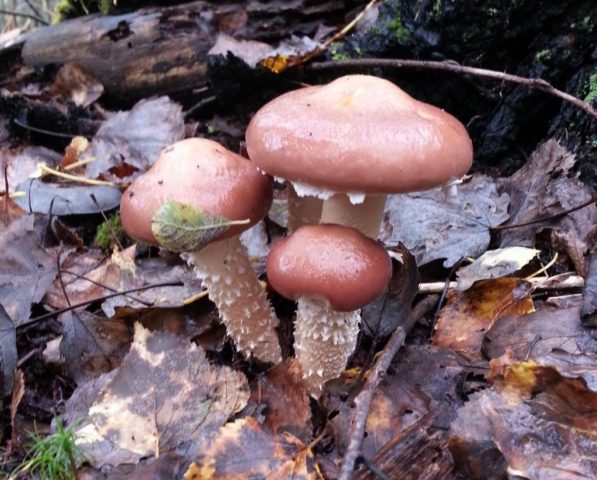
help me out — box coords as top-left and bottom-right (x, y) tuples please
(209, 33), (273, 67)
(455, 247), (539, 291)
(69, 324), (249, 467)
(433, 278), (534, 358)
(324, 373), (430, 459)
(361, 244), (419, 339)
(185, 417), (318, 480)
(0, 146), (61, 195)
(500, 140), (597, 274)
(247, 360), (311, 440)
(85, 97), (185, 182)
(60, 136), (90, 168)
(482, 306), (592, 360)
(581, 252), (597, 327)
(533, 350), (597, 391)
(50, 63), (104, 107)
(0, 304), (17, 397)
(383, 175), (510, 267)
(14, 178), (121, 215)
(0, 215), (59, 325)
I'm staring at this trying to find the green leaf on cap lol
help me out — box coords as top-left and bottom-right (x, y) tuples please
(151, 200), (249, 252)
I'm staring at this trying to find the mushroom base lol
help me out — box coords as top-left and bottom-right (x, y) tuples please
(188, 236), (281, 363)
(294, 296), (360, 396)
(320, 193), (387, 239)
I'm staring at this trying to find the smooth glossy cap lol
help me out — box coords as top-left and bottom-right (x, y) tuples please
(267, 224), (392, 311)
(246, 74), (473, 193)
(120, 138), (272, 248)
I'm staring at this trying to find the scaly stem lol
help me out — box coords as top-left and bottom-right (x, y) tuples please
(188, 236), (281, 363)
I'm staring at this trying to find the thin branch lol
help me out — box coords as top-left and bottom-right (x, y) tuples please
(0, 8), (49, 25)
(309, 58), (597, 119)
(338, 294), (439, 480)
(418, 274), (584, 293)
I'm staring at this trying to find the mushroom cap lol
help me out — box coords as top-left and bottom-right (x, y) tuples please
(246, 74), (473, 194)
(267, 224), (392, 311)
(120, 138), (272, 248)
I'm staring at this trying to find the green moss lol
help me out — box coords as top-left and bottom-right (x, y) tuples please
(95, 213), (124, 251)
(433, 0), (442, 17)
(330, 43), (351, 61)
(386, 15), (411, 42)
(535, 49), (551, 63)
(584, 73), (597, 104)
(488, 7), (498, 16)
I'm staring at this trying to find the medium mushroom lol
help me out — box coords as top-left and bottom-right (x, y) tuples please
(120, 138), (281, 363)
(246, 74), (473, 238)
(267, 224), (392, 395)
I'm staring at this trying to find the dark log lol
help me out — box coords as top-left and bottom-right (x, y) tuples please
(12, 1), (359, 101)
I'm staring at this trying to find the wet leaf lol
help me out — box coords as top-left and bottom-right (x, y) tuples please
(247, 360), (311, 440)
(455, 247), (539, 291)
(50, 63), (104, 107)
(581, 253), (597, 327)
(85, 97), (185, 182)
(384, 175), (510, 267)
(209, 34), (273, 67)
(0, 215), (58, 325)
(362, 244), (419, 339)
(0, 304), (17, 397)
(14, 178), (121, 215)
(433, 278), (534, 358)
(69, 324), (249, 467)
(184, 417), (317, 480)
(482, 306), (592, 360)
(151, 200), (249, 252)
(0, 146), (60, 195)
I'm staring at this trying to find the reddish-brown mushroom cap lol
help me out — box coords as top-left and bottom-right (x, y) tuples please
(267, 224), (392, 311)
(120, 138), (273, 248)
(246, 74), (473, 194)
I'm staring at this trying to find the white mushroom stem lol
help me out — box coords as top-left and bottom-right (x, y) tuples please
(320, 193), (387, 239)
(287, 183), (323, 232)
(294, 296), (360, 396)
(187, 235), (281, 363)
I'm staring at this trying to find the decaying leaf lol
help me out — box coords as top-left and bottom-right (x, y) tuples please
(500, 140), (597, 274)
(581, 252), (597, 327)
(151, 200), (249, 252)
(247, 360), (312, 440)
(482, 306), (592, 360)
(50, 63), (104, 107)
(434, 278), (534, 358)
(0, 304), (17, 397)
(0, 215), (59, 325)
(85, 97), (185, 182)
(452, 360), (597, 479)
(455, 247), (539, 291)
(0, 146), (61, 195)
(68, 324), (249, 467)
(361, 244), (419, 339)
(14, 178), (122, 215)
(184, 417), (318, 480)
(324, 373), (430, 459)
(383, 175), (510, 267)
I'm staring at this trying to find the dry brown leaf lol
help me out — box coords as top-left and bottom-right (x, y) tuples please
(60, 136), (90, 168)
(185, 417), (318, 480)
(433, 277), (535, 358)
(69, 324), (249, 467)
(50, 63), (104, 107)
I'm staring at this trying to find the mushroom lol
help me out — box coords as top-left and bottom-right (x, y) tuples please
(246, 74), (473, 238)
(120, 138), (281, 363)
(267, 224), (392, 395)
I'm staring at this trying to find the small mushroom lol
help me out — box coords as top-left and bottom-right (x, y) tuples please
(120, 138), (281, 363)
(267, 224), (392, 395)
(246, 74), (473, 238)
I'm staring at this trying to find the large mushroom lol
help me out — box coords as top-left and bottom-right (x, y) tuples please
(246, 74), (473, 238)
(120, 138), (281, 363)
(267, 224), (392, 395)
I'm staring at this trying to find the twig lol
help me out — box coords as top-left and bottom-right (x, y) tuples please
(17, 281), (183, 329)
(338, 294), (439, 480)
(309, 59), (597, 119)
(36, 162), (116, 187)
(418, 274), (584, 293)
(0, 8), (48, 25)
(13, 118), (78, 138)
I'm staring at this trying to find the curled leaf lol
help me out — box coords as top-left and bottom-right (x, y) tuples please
(151, 200), (249, 252)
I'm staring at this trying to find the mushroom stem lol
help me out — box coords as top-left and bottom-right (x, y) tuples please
(187, 235), (281, 363)
(287, 183), (323, 232)
(294, 296), (360, 396)
(320, 193), (387, 238)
